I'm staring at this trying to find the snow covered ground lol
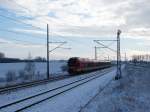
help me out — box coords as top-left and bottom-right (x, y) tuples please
(0, 67), (114, 108)
(81, 63), (150, 112)
(1, 64), (132, 112)
(1, 63), (149, 112)
(0, 60), (67, 78)
(0, 60), (67, 87)
(21, 66), (120, 112)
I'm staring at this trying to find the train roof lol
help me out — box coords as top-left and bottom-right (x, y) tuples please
(69, 57), (111, 63)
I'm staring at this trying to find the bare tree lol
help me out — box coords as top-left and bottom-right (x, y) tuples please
(24, 53), (35, 80)
(132, 54), (150, 62)
(6, 70), (16, 82)
(0, 52), (5, 58)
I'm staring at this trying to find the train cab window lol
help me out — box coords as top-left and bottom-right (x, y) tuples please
(68, 58), (80, 67)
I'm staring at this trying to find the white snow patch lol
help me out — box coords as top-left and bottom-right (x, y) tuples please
(0, 67), (113, 109)
(0, 61), (67, 78)
(23, 66), (121, 112)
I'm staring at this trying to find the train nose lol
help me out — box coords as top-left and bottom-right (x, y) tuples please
(68, 67), (76, 74)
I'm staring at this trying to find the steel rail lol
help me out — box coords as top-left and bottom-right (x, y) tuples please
(15, 69), (113, 112)
(0, 74), (69, 93)
(0, 67), (113, 112)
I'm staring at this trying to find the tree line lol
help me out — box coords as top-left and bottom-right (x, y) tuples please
(132, 54), (150, 62)
(0, 52), (46, 63)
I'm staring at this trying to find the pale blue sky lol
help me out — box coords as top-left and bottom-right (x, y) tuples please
(0, 0), (150, 60)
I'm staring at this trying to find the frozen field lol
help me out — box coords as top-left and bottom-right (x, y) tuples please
(0, 60), (67, 79)
(81, 63), (150, 112)
(0, 60), (67, 87)
(0, 66), (117, 112)
(0, 67), (113, 111)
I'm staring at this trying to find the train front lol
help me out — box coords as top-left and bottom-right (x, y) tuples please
(68, 57), (81, 75)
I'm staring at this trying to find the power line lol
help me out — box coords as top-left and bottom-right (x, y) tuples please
(0, 28), (46, 40)
(0, 14), (45, 30)
(49, 42), (67, 53)
(0, 7), (38, 21)
(1, 3), (101, 48)
(2, 41), (44, 46)
(0, 37), (46, 46)
(0, 7), (34, 21)
(0, 3), (113, 51)
(0, 9), (47, 33)
(0, 26), (86, 49)
(107, 41), (116, 47)
(0, 41), (46, 47)
(0, 8), (14, 15)
(12, 39), (46, 46)
(97, 48), (117, 59)
(0, 40), (45, 46)
(52, 33), (77, 42)
(52, 32), (92, 47)
(9, 0), (48, 23)
(10, 0), (32, 12)
(94, 40), (117, 52)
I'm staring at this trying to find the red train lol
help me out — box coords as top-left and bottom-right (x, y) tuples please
(68, 57), (111, 74)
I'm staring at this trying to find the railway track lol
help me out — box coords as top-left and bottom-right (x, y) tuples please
(0, 74), (70, 93)
(0, 67), (114, 112)
(0, 67), (113, 94)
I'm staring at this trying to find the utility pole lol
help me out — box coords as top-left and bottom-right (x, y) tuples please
(95, 46), (97, 60)
(115, 29), (122, 80)
(125, 52), (127, 62)
(93, 30), (122, 80)
(47, 24), (50, 79)
(108, 55), (110, 61)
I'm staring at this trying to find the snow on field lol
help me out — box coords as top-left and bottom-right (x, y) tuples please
(22, 66), (121, 112)
(0, 60), (67, 79)
(81, 63), (150, 112)
(0, 67), (113, 108)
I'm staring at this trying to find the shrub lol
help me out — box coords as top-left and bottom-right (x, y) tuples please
(6, 70), (16, 82)
(61, 65), (68, 72)
(18, 70), (26, 80)
(23, 53), (35, 80)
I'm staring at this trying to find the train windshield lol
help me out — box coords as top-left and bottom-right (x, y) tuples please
(68, 58), (79, 66)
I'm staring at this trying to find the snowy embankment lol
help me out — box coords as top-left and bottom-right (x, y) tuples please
(21, 66), (124, 112)
(0, 67), (112, 107)
(81, 63), (150, 112)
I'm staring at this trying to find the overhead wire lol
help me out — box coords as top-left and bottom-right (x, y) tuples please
(0, 37), (46, 46)
(0, 7), (14, 15)
(0, 28), (46, 40)
(52, 32), (93, 47)
(0, 3), (92, 48)
(0, 5), (48, 42)
(10, 0), (32, 13)
(0, 14), (45, 30)
(95, 40), (117, 60)
(0, 39), (46, 48)
(8, 0), (49, 23)
(0, 1), (115, 52)
(0, 7), (35, 22)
